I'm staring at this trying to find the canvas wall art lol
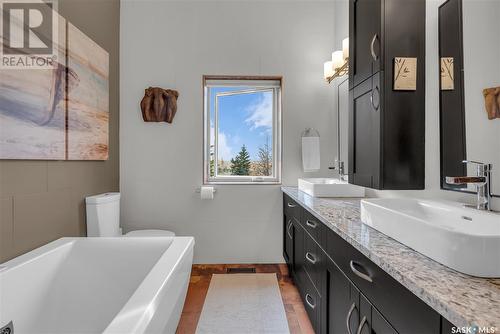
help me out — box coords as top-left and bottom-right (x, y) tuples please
(0, 11), (109, 160)
(0, 13), (67, 160)
(67, 23), (109, 160)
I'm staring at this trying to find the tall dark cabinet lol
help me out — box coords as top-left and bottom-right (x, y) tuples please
(348, 0), (426, 190)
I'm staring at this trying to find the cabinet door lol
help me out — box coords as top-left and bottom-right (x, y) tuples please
(357, 294), (372, 334)
(357, 293), (398, 334)
(293, 222), (306, 285)
(348, 73), (381, 188)
(283, 215), (294, 269)
(326, 261), (356, 334)
(348, 281), (361, 334)
(349, 0), (382, 88)
(371, 308), (397, 334)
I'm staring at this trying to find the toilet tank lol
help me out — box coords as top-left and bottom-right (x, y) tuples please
(85, 193), (121, 237)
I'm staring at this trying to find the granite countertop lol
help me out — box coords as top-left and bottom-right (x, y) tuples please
(281, 186), (500, 329)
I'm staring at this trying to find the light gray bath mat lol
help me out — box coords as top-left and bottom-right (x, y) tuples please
(195, 273), (290, 334)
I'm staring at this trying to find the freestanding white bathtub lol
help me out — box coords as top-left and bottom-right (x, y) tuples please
(0, 237), (194, 334)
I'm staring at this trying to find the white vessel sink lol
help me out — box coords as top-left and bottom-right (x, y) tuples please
(298, 178), (365, 198)
(360, 198), (500, 277)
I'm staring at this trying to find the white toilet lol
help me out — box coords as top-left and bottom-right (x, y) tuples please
(85, 192), (175, 237)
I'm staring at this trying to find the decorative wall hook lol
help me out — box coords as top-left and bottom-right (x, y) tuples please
(140, 87), (179, 123)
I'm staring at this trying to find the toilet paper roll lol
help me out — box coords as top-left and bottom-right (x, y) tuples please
(200, 186), (215, 200)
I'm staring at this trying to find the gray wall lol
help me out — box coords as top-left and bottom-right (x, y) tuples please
(0, 0), (120, 262)
(333, 0), (500, 210)
(120, 0), (337, 264)
(462, 0), (500, 194)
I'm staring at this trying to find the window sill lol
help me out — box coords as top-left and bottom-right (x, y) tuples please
(204, 181), (282, 185)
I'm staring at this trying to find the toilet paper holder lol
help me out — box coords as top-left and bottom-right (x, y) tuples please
(195, 187), (217, 193)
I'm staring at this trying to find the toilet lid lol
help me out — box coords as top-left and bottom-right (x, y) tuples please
(125, 229), (175, 237)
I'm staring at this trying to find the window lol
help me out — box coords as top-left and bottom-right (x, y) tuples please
(203, 76), (282, 184)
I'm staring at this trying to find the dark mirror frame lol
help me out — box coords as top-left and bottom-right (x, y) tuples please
(438, 0), (499, 198)
(438, 0), (499, 197)
(438, 0), (466, 193)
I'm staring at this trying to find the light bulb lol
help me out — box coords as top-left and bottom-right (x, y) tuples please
(342, 38), (349, 61)
(331, 51), (344, 70)
(324, 61), (334, 79)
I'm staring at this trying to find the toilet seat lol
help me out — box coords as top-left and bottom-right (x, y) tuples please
(125, 229), (175, 237)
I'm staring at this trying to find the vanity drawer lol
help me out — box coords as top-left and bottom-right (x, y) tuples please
(284, 194), (300, 223)
(298, 271), (321, 333)
(326, 228), (441, 334)
(303, 230), (324, 295)
(301, 209), (326, 249)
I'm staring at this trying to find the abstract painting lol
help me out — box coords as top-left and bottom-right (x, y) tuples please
(0, 15), (109, 160)
(67, 23), (109, 160)
(0, 14), (67, 160)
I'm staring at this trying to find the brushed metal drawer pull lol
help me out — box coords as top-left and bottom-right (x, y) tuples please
(305, 252), (317, 264)
(370, 86), (380, 110)
(356, 316), (368, 334)
(287, 220), (293, 239)
(305, 294), (316, 309)
(287, 202), (297, 208)
(305, 220), (317, 228)
(370, 34), (379, 61)
(346, 302), (357, 334)
(350, 261), (373, 283)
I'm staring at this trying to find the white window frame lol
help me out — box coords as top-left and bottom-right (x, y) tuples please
(203, 76), (282, 184)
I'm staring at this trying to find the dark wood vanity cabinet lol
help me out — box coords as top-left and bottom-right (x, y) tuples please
(349, 0), (382, 88)
(349, 74), (382, 188)
(283, 193), (449, 334)
(348, 0), (426, 190)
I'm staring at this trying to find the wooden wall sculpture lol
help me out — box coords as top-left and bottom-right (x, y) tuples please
(140, 87), (179, 123)
(483, 87), (500, 120)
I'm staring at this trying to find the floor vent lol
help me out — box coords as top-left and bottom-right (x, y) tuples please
(226, 267), (256, 274)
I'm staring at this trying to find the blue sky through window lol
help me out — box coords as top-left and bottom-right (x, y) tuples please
(210, 87), (273, 161)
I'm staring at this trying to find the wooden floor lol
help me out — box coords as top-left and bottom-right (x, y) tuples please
(176, 264), (314, 334)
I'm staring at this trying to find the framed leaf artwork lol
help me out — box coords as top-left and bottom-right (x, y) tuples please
(440, 57), (454, 91)
(394, 57), (417, 91)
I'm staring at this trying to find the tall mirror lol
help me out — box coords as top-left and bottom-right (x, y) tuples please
(439, 0), (500, 197)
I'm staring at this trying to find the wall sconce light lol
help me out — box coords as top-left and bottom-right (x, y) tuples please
(342, 37), (349, 60)
(324, 37), (349, 84)
(324, 61), (334, 80)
